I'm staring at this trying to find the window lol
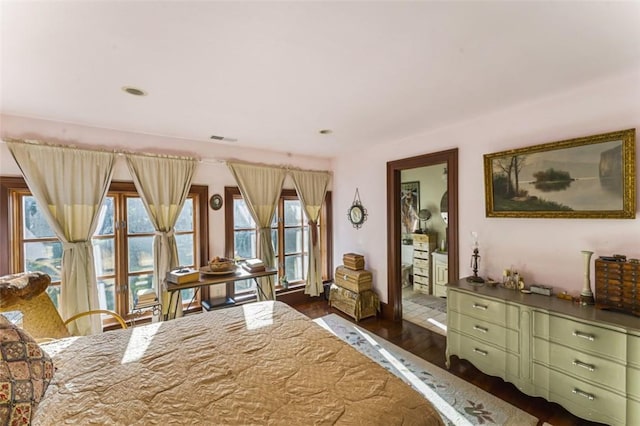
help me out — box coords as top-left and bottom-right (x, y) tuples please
(224, 187), (332, 298)
(1, 177), (208, 324)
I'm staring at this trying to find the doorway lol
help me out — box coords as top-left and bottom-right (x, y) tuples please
(386, 149), (459, 321)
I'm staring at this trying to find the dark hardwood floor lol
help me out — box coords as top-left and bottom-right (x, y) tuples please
(291, 298), (604, 426)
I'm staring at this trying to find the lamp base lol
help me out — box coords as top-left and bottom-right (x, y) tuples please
(580, 294), (595, 305)
(467, 275), (485, 286)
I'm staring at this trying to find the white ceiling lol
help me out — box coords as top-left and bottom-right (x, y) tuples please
(2, 1), (639, 158)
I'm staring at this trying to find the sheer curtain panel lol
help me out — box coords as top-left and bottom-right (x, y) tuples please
(125, 154), (198, 319)
(7, 141), (115, 335)
(227, 162), (286, 301)
(290, 170), (331, 296)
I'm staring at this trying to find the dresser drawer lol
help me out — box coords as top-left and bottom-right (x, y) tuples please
(628, 399), (640, 426)
(413, 282), (429, 294)
(413, 242), (434, 251)
(413, 274), (429, 285)
(628, 366), (640, 400)
(548, 315), (626, 363)
(449, 313), (518, 351)
(448, 330), (513, 380)
(628, 334), (640, 368)
(448, 291), (507, 326)
(413, 258), (430, 269)
(627, 334), (640, 400)
(547, 367), (625, 425)
(532, 363), (625, 425)
(413, 266), (429, 278)
(546, 342), (625, 393)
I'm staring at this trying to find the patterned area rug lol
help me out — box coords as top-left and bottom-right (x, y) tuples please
(404, 292), (447, 313)
(314, 314), (538, 426)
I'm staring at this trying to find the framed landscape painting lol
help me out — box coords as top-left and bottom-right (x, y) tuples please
(484, 129), (636, 219)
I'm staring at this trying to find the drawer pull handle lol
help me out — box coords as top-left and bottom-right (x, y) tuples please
(473, 348), (488, 356)
(572, 388), (595, 401)
(572, 331), (595, 341)
(572, 360), (595, 372)
(473, 325), (488, 333)
(472, 303), (488, 311)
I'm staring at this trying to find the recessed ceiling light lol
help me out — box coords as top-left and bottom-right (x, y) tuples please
(319, 129), (332, 135)
(122, 86), (147, 96)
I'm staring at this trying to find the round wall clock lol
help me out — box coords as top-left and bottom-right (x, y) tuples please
(347, 188), (368, 229)
(209, 194), (223, 210)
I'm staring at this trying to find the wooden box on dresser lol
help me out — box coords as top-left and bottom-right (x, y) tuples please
(412, 233), (437, 294)
(446, 278), (640, 426)
(594, 257), (640, 316)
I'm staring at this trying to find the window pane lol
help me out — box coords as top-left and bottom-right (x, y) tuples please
(24, 241), (62, 281)
(271, 229), (277, 253)
(284, 228), (303, 254)
(22, 196), (55, 238)
(284, 200), (302, 226)
(234, 279), (255, 294)
(234, 230), (256, 259)
(128, 236), (154, 272)
(303, 226), (309, 255)
(97, 278), (116, 311)
(127, 198), (154, 234)
(234, 199), (255, 229)
(285, 255), (303, 281)
(271, 213), (277, 227)
(93, 238), (115, 276)
(180, 288), (196, 305)
(175, 233), (194, 266)
(46, 285), (60, 309)
(94, 197), (114, 236)
(129, 274), (154, 311)
(175, 199), (193, 232)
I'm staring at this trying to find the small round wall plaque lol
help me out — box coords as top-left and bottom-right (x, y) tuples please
(209, 194), (223, 210)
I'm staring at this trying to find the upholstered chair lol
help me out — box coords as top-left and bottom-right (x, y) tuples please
(0, 272), (126, 342)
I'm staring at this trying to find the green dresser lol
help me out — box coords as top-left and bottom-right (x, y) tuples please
(447, 278), (640, 426)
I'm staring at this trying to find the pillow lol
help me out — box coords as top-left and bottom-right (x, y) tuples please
(0, 315), (54, 425)
(0, 272), (51, 308)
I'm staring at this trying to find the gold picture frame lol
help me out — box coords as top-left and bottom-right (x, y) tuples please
(484, 128), (635, 218)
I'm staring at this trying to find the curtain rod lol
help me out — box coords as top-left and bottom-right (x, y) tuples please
(226, 159), (332, 175)
(1, 137), (202, 162)
(2, 138), (331, 174)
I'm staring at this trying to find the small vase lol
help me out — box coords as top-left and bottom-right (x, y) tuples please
(580, 250), (595, 305)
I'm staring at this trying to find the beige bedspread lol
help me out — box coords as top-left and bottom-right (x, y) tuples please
(36, 301), (443, 425)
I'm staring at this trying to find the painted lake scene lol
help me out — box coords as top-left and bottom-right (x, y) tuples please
(484, 128), (636, 218)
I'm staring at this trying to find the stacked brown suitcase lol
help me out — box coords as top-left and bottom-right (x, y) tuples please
(329, 253), (379, 321)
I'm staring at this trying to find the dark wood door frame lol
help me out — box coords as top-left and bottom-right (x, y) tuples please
(385, 148), (459, 321)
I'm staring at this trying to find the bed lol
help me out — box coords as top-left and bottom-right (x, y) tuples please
(33, 301), (443, 425)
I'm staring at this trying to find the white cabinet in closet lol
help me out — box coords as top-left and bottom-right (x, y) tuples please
(412, 233), (436, 294)
(432, 251), (448, 297)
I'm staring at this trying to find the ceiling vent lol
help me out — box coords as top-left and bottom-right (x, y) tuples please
(210, 135), (238, 142)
